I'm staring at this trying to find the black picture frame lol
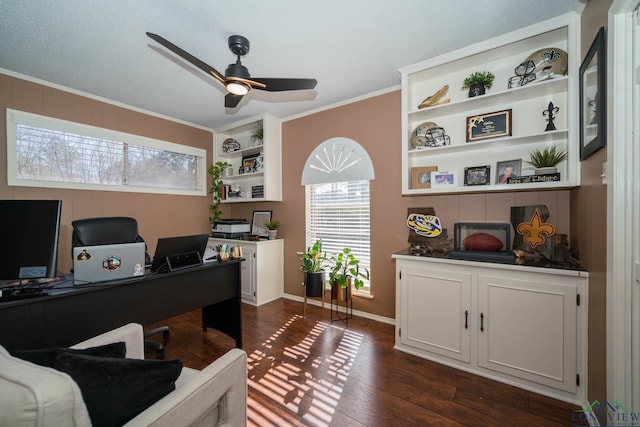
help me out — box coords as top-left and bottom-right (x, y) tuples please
(464, 165), (490, 186)
(580, 26), (606, 161)
(251, 210), (272, 238)
(241, 153), (260, 173)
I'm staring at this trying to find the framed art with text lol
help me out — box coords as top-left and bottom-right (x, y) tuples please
(466, 109), (512, 142)
(580, 26), (606, 160)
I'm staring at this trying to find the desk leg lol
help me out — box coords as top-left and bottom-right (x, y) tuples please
(202, 297), (243, 348)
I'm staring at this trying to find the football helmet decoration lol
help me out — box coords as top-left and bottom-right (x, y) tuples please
(410, 122), (451, 149)
(508, 47), (568, 89)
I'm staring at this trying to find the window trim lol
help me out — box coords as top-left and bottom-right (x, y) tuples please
(6, 109), (207, 196)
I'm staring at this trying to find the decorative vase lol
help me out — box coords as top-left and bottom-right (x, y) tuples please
(267, 229), (277, 240)
(535, 167), (557, 175)
(468, 82), (486, 97)
(305, 271), (324, 297)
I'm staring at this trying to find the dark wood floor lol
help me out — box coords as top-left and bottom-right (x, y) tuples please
(145, 298), (581, 427)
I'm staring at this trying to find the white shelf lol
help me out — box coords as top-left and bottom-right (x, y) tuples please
(214, 113), (282, 202)
(400, 13), (580, 195)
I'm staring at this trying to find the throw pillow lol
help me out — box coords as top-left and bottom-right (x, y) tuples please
(54, 353), (183, 427)
(10, 342), (126, 366)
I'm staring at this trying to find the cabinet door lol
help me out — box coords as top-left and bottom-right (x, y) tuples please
(240, 246), (256, 303)
(477, 274), (577, 393)
(399, 264), (472, 363)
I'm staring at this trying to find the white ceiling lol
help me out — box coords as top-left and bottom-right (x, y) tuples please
(0, 0), (583, 130)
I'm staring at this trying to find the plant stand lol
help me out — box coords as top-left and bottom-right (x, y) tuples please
(330, 287), (353, 324)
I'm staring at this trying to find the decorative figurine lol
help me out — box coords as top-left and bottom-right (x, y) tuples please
(543, 101), (559, 131)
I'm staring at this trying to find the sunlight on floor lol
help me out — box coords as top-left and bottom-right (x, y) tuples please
(247, 314), (363, 426)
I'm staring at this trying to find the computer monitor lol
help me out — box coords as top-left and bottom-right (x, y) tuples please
(150, 234), (209, 273)
(0, 200), (62, 283)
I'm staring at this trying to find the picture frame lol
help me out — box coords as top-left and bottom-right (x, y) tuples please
(495, 159), (522, 184)
(251, 210), (272, 238)
(431, 171), (456, 187)
(242, 154), (260, 173)
(580, 26), (606, 161)
(411, 166), (438, 189)
(466, 109), (512, 142)
(464, 165), (490, 186)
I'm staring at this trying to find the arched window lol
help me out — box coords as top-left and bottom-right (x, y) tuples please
(302, 137), (374, 293)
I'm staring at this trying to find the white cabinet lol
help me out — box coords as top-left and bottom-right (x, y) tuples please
(399, 263), (472, 363)
(214, 113), (282, 202)
(208, 238), (283, 305)
(393, 254), (588, 404)
(399, 13), (580, 195)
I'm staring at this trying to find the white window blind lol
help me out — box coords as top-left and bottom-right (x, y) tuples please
(6, 109), (206, 196)
(307, 180), (371, 291)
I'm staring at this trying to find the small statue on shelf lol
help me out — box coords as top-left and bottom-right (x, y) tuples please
(543, 101), (559, 131)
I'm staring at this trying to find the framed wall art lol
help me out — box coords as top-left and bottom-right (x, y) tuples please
(411, 166), (438, 189)
(251, 210), (272, 238)
(464, 165), (490, 186)
(580, 26), (606, 160)
(466, 109), (512, 142)
(496, 159), (522, 184)
(242, 154), (260, 173)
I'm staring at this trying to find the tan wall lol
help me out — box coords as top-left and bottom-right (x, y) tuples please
(571, 0), (612, 405)
(231, 91), (572, 320)
(0, 73), (219, 275)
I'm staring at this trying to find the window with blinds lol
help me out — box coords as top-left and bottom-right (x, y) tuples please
(306, 180), (371, 291)
(6, 109), (206, 196)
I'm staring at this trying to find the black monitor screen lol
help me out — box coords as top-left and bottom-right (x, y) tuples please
(150, 234), (208, 273)
(0, 200), (62, 282)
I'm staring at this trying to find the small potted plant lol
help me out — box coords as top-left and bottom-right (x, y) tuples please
(297, 240), (327, 297)
(462, 71), (495, 97)
(250, 121), (263, 147)
(527, 146), (568, 175)
(328, 247), (369, 301)
(207, 161), (232, 226)
(264, 219), (280, 240)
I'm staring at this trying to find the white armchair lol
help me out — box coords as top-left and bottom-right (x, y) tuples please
(0, 323), (248, 426)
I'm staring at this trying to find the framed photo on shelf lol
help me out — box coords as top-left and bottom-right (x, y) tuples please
(464, 165), (490, 186)
(251, 210), (272, 238)
(495, 159), (522, 184)
(466, 109), (512, 142)
(431, 171), (456, 187)
(242, 154), (260, 173)
(411, 166), (438, 189)
(580, 26), (606, 160)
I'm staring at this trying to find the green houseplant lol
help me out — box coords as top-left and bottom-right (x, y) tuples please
(264, 219), (280, 240)
(328, 247), (369, 300)
(207, 161), (231, 225)
(462, 71), (495, 97)
(527, 146), (568, 175)
(250, 121), (263, 146)
(298, 240), (328, 297)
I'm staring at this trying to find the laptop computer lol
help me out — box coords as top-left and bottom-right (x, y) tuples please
(73, 242), (146, 284)
(150, 234), (209, 273)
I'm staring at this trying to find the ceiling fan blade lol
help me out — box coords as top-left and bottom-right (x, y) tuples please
(251, 78), (318, 92)
(146, 32), (225, 84)
(225, 93), (244, 108)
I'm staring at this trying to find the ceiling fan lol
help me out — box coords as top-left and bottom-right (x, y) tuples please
(146, 32), (318, 108)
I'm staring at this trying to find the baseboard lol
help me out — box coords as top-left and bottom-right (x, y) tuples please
(281, 293), (395, 326)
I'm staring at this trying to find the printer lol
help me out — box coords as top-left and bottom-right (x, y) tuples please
(211, 219), (250, 239)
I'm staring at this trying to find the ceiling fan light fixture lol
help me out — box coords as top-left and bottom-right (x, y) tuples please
(226, 81), (249, 96)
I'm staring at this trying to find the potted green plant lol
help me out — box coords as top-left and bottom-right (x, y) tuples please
(264, 219), (280, 240)
(462, 71), (495, 97)
(250, 121), (263, 147)
(297, 240), (327, 297)
(527, 146), (568, 175)
(328, 247), (369, 300)
(207, 161), (231, 226)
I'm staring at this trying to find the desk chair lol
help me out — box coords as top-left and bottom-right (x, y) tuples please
(71, 217), (169, 358)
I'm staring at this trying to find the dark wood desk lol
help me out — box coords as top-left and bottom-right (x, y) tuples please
(0, 260), (243, 351)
